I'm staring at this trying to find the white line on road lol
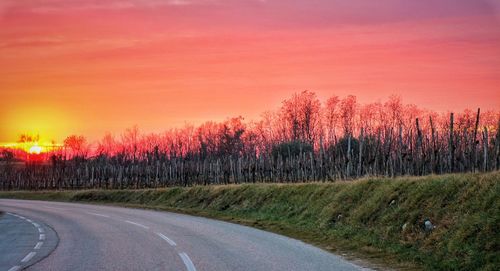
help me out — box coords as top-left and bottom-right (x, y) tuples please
(179, 252), (197, 271)
(85, 212), (110, 218)
(21, 252), (36, 263)
(124, 220), (149, 229)
(34, 241), (43, 250)
(5, 213), (50, 268)
(156, 232), (177, 246)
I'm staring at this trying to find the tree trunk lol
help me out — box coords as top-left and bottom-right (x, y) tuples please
(483, 127), (488, 172)
(449, 113), (455, 172)
(357, 128), (364, 177)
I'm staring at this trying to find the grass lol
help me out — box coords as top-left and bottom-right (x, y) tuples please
(1, 172), (498, 270)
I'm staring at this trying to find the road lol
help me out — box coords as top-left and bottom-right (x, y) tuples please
(0, 199), (369, 271)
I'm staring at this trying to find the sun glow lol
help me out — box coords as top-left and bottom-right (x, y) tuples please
(0, 104), (72, 143)
(0, 140), (64, 162)
(29, 145), (43, 154)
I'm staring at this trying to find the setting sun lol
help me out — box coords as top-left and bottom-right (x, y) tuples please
(28, 145), (43, 154)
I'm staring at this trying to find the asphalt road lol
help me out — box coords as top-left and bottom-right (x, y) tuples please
(0, 199), (369, 271)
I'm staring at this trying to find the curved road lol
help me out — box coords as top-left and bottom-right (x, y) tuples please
(0, 199), (369, 271)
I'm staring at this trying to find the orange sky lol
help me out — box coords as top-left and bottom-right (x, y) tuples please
(1, 0), (500, 142)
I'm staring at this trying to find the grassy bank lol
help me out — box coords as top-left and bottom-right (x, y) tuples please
(1, 172), (499, 270)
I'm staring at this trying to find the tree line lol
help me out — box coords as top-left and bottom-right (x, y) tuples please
(1, 91), (499, 190)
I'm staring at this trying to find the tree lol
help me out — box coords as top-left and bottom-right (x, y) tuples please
(64, 135), (88, 159)
(280, 90), (321, 144)
(121, 125), (140, 161)
(384, 95), (403, 128)
(340, 95), (357, 136)
(218, 117), (246, 157)
(324, 95), (340, 144)
(97, 132), (117, 156)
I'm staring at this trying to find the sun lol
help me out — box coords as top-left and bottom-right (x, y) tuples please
(28, 144), (43, 154)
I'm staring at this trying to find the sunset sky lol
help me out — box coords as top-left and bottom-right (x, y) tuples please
(1, 0), (499, 142)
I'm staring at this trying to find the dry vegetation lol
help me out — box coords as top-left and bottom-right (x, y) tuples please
(1, 92), (499, 190)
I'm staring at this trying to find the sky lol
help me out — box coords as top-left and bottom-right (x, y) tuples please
(1, 0), (499, 142)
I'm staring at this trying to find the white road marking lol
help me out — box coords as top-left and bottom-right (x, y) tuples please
(5, 213), (48, 266)
(179, 252), (197, 271)
(85, 212), (110, 218)
(124, 220), (149, 229)
(21, 252), (36, 263)
(156, 232), (177, 246)
(34, 242), (43, 250)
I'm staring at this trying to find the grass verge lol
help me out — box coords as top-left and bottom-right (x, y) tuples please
(1, 172), (498, 270)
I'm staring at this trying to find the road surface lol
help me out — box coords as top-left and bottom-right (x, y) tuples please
(0, 199), (369, 271)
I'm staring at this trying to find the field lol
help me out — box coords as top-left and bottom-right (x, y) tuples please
(1, 171), (498, 270)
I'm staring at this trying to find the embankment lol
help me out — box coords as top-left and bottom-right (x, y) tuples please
(1, 172), (498, 270)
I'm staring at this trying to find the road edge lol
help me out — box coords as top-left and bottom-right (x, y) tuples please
(1, 212), (60, 271)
